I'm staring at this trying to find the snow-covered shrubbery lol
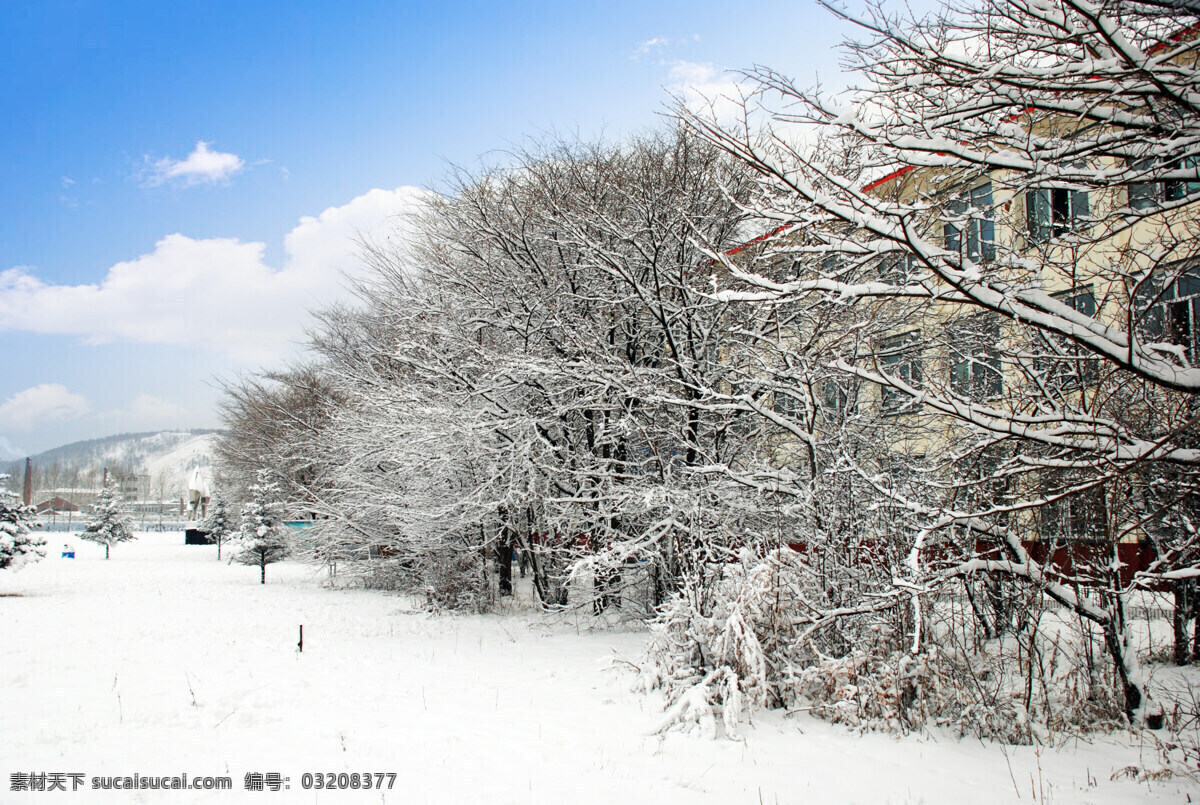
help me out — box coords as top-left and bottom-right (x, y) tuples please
(0, 477), (44, 571)
(641, 548), (1127, 743)
(419, 547), (492, 613)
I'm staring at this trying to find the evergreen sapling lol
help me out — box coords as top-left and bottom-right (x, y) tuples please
(0, 475), (44, 570)
(81, 477), (136, 560)
(233, 473), (289, 583)
(201, 495), (234, 560)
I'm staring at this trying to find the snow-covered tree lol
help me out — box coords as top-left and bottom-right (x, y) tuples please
(0, 475), (44, 571)
(670, 0), (1200, 723)
(290, 129), (761, 610)
(207, 0), (1200, 738)
(201, 494), (235, 560)
(81, 476), (135, 559)
(232, 471), (290, 584)
(214, 366), (342, 513)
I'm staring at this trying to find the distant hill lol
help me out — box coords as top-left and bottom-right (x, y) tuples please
(1, 430), (222, 499)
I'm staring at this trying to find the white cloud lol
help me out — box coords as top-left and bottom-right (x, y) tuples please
(95, 394), (195, 433)
(633, 36), (669, 58)
(144, 141), (245, 187)
(0, 186), (434, 366)
(666, 61), (748, 124)
(0, 434), (26, 461)
(0, 384), (90, 432)
(124, 394), (190, 424)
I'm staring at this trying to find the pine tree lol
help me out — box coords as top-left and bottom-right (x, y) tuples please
(201, 495), (234, 560)
(81, 476), (136, 559)
(233, 472), (289, 584)
(0, 475), (45, 571)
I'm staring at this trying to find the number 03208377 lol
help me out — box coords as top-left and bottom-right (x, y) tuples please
(300, 772), (396, 790)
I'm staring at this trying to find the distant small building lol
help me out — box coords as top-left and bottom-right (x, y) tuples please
(113, 472), (150, 502)
(36, 496), (80, 514)
(33, 487), (100, 510)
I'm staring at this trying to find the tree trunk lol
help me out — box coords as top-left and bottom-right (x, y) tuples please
(1192, 589), (1200, 662)
(1173, 581), (1191, 665)
(496, 542), (513, 597)
(593, 568), (621, 614)
(1103, 621), (1142, 721)
(105, 544), (110, 560)
(963, 577), (997, 641)
(260, 562), (266, 584)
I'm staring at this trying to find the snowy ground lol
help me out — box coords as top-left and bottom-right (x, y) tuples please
(1, 532), (1195, 804)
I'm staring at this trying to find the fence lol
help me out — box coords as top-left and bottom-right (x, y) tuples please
(40, 519), (193, 533)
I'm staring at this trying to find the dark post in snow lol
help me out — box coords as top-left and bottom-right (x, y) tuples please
(298, 625), (303, 653)
(22, 458), (32, 507)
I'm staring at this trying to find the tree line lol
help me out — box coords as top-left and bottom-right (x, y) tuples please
(215, 0), (1200, 741)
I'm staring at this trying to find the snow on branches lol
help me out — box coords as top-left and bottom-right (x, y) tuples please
(211, 0), (1200, 744)
(80, 476), (136, 560)
(0, 475), (44, 571)
(232, 471), (290, 584)
(675, 0), (1200, 723)
(200, 494), (234, 560)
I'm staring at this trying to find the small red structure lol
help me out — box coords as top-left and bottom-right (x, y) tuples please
(36, 496), (80, 514)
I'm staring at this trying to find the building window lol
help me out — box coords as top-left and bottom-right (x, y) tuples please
(1057, 285), (1097, 318)
(1136, 261), (1200, 362)
(878, 252), (914, 284)
(949, 316), (1003, 399)
(944, 182), (996, 261)
(1034, 286), (1098, 390)
(819, 378), (857, 418)
(1129, 156), (1200, 210)
(878, 330), (922, 415)
(772, 387), (802, 419)
(1026, 186), (1090, 244)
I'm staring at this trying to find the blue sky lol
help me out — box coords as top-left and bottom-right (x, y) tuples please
(0, 0), (913, 458)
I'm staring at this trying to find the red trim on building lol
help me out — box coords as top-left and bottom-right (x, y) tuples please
(721, 222), (797, 257)
(861, 165), (916, 194)
(1147, 23), (1200, 56)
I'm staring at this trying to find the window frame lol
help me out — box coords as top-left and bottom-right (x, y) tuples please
(1129, 156), (1200, 209)
(944, 181), (996, 262)
(1026, 186), (1090, 244)
(819, 377), (858, 419)
(1136, 261), (1200, 362)
(877, 329), (923, 416)
(1038, 485), (1107, 541)
(1033, 285), (1099, 391)
(948, 315), (1004, 400)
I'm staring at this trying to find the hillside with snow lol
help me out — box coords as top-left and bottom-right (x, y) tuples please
(1, 430), (220, 498)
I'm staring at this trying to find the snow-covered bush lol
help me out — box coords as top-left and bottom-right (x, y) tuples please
(232, 471), (290, 584)
(81, 477), (135, 560)
(420, 547), (491, 613)
(642, 547), (1127, 743)
(640, 546), (899, 737)
(0, 477), (44, 571)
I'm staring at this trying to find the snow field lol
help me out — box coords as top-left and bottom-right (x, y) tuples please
(0, 532), (1193, 803)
